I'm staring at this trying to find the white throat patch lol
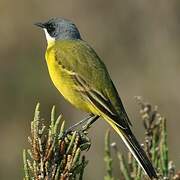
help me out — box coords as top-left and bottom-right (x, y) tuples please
(43, 28), (55, 45)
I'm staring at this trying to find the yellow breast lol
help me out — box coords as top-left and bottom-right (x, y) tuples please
(45, 45), (91, 113)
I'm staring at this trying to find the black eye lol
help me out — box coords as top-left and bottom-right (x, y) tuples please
(46, 23), (55, 34)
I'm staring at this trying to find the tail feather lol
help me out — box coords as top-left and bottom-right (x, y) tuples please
(107, 120), (157, 179)
(122, 130), (157, 179)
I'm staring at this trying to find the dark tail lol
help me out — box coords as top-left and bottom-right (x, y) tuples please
(108, 121), (157, 179)
(123, 129), (157, 179)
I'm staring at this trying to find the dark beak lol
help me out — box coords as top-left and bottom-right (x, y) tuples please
(34, 22), (46, 28)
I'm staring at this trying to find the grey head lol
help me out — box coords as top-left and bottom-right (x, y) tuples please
(35, 18), (81, 41)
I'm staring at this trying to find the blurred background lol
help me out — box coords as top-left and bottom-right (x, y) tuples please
(0, 0), (180, 179)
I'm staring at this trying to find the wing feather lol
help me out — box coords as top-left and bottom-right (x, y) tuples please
(73, 73), (128, 129)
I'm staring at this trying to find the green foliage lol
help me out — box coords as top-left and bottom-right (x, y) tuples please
(23, 103), (90, 180)
(104, 97), (180, 180)
(104, 130), (114, 180)
(23, 99), (180, 180)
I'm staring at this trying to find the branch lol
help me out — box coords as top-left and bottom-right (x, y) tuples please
(23, 103), (90, 180)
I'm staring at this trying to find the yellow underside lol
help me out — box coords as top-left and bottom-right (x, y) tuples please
(45, 45), (100, 115)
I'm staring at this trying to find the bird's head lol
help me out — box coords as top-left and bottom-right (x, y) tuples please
(35, 18), (81, 44)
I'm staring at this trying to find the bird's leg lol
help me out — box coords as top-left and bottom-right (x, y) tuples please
(82, 115), (100, 131)
(60, 114), (100, 140)
(64, 114), (95, 134)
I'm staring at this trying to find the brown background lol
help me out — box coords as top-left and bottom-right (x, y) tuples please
(0, 0), (180, 179)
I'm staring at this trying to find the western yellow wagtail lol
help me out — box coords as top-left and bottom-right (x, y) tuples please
(35, 18), (157, 179)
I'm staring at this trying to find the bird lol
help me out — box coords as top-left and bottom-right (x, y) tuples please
(35, 17), (157, 179)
